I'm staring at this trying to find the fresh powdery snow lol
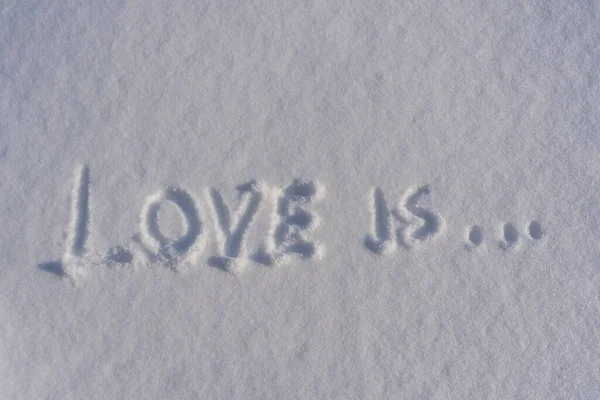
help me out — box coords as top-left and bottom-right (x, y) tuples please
(2, 1), (600, 399)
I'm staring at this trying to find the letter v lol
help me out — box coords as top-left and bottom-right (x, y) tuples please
(206, 181), (265, 273)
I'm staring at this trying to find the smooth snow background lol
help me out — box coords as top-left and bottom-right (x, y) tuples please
(2, 0), (600, 398)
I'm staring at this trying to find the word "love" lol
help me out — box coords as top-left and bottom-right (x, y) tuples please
(59, 165), (326, 279)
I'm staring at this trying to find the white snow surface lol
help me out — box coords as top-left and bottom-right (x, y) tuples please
(2, 0), (600, 398)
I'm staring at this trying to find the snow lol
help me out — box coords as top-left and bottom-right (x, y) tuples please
(2, 0), (600, 398)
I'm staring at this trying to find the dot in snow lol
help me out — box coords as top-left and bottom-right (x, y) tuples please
(503, 223), (519, 244)
(468, 225), (483, 246)
(528, 220), (543, 240)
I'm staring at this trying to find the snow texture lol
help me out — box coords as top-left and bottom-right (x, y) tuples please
(2, 0), (600, 398)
